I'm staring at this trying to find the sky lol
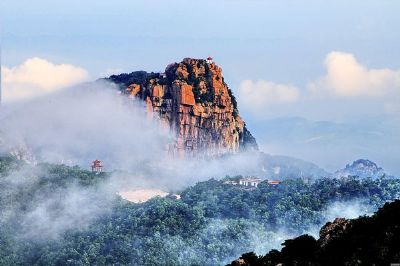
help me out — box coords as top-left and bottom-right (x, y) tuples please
(1, 0), (400, 174)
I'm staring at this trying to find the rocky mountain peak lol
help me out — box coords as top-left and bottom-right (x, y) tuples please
(334, 159), (386, 179)
(348, 159), (380, 170)
(107, 58), (258, 157)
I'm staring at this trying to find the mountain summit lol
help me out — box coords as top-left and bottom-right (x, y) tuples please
(334, 159), (387, 179)
(107, 58), (257, 157)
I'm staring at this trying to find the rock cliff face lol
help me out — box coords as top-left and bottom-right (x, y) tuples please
(108, 58), (257, 157)
(318, 217), (352, 248)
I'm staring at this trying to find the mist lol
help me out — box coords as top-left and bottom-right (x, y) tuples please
(0, 81), (267, 241)
(0, 81), (270, 192)
(0, 81), (171, 169)
(0, 81), (394, 265)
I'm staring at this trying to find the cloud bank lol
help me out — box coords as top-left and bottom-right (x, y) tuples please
(238, 51), (400, 117)
(237, 80), (300, 113)
(309, 51), (400, 98)
(2, 57), (89, 102)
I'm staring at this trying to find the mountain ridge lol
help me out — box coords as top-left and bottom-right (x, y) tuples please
(334, 158), (391, 179)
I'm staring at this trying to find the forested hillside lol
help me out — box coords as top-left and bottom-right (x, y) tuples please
(1, 156), (399, 265)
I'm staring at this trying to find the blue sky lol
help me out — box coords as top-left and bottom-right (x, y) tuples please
(1, 0), (400, 174)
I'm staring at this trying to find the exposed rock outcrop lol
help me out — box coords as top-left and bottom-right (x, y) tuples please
(108, 58), (258, 157)
(334, 159), (388, 179)
(318, 217), (352, 248)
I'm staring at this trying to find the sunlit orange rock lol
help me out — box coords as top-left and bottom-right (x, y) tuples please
(114, 58), (258, 157)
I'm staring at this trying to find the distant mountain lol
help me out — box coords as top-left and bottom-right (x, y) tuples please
(251, 116), (400, 177)
(219, 151), (329, 180)
(228, 200), (400, 266)
(334, 159), (390, 179)
(258, 152), (329, 179)
(251, 156), (397, 181)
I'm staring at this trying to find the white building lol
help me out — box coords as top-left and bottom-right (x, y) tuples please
(223, 180), (238, 185)
(239, 178), (262, 188)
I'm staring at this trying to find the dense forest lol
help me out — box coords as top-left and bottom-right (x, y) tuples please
(228, 200), (400, 266)
(1, 155), (399, 265)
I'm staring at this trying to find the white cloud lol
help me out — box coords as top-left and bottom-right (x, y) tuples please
(308, 51), (400, 97)
(237, 80), (300, 112)
(2, 57), (89, 102)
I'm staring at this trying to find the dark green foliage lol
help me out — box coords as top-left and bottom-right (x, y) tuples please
(163, 89), (173, 99)
(191, 77), (214, 104)
(227, 88), (238, 117)
(181, 177), (400, 233)
(38, 163), (107, 187)
(0, 155), (21, 176)
(193, 81), (201, 99)
(230, 236), (319, 266)
(240, 252), (259, 265)
(106, 71), (161, 89)
(185, 63), (196, 85)
(280, 234), (318, 263)
(232, 107), (238, 118)
(229, 200), (400, 266)
(0, 156), (399, 265)
(197, 89), (214, 103)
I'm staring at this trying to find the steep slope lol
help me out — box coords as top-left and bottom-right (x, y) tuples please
(228, 200), (400, 266)
(107, 58), (257, 157)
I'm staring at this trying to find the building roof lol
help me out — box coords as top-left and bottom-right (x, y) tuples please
(268, 180), (280, 185)
(92, 160), (103, 167)
(240, 177), (262, 182)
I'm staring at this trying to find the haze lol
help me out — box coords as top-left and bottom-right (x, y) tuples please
(1, 0), (399, 174)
